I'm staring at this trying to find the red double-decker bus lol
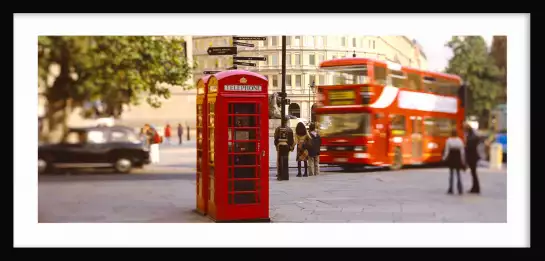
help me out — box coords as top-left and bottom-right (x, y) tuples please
(314, 57), (465, 170)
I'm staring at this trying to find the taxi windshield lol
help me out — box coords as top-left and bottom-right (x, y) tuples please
(320, 65), (370, 86)
(318, 113), (371, 137)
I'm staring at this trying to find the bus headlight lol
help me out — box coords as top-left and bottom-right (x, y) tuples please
(320, 146), (327, 151)
(427, 142), (438, 149)
(354, 153), (369, 158)
(354, 146), (365, 151)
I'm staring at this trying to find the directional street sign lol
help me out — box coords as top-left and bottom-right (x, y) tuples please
(207, 47), (237, 55)
(233, 56), (267, 61)
(233, 41), (255, 47)
(203, 70), (221, 75)
(227, 66), (237, 70)
(233, 36), (267, 41)
(233, 61), (256, 67)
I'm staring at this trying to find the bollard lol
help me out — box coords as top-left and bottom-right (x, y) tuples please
(489, 142), (503, 170)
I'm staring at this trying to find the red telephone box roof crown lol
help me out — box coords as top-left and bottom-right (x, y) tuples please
(213, 70), (268, 81)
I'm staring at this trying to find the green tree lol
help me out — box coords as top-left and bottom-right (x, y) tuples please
(38, 36), (194, 141)
(445, 36), (504, 127)
(489, 36), (507, 103)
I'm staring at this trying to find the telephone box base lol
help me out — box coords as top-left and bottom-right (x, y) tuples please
(208, 217), (271, 223)
(193, 209), (206, 216)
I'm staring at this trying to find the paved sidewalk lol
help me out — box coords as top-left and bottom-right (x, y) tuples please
(39, 164), (506, 223)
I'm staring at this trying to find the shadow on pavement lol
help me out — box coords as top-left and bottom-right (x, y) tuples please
(39, 170), (196, 182)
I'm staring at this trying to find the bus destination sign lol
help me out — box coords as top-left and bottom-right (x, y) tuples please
(328, 90), (356, 105)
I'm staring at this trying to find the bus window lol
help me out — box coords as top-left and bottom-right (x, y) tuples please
(390, 114), (406, 135)
(424, 117), (456, 137)
(320, 65), (370, 86)
(374, 65), (387, 85)
(442, 78), (459, 96)
(407, 72), (422, 91)
(423, 76), (438, 93)
(375, 113), (384, 120)
(389, 69), (406, 88)
(318, 113), (371, 137)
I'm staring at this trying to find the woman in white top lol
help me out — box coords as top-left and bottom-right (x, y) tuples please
(443, 129), (466, 195)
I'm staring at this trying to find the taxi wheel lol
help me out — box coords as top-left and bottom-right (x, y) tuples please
(390, 147), (403, 170)
(114, 157), (133, 174)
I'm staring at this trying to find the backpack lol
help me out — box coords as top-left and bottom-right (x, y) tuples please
(309, 132), (321, 154)
(153, 131), (162, 144)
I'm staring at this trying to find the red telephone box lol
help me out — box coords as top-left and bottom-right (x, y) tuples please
(195, 76), (211, 215)
(206, 70), (270, 222)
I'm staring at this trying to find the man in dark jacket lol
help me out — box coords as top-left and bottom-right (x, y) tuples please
(307, 122), (321, 176)
(274, 119), (295, 177)
(465, 123), (481, 194)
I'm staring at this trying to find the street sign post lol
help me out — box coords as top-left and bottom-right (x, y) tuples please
(233, 61), (256, 67)
(233, 56), (267, 61)
(233, 41), (255, 47)
(207, 47), (237, 55)
(233, 36), (267, 41)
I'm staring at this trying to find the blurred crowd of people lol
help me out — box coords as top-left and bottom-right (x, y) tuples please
(140, 122), (192, 164)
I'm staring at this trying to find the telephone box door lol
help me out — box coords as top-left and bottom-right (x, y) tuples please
(224, 98), (269, 220)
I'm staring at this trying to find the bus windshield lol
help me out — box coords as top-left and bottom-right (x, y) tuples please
(318, 113), (371, 137)
(320, 65), (370, 86)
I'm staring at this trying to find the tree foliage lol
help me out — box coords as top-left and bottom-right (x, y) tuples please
(38, 36), (194, 139)
(489, 36), (507, 100)
(445, 36), (504, 122)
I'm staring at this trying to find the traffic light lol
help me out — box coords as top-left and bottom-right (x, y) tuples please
(458, 83), (467, 107)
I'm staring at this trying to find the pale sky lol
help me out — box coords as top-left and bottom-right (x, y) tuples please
(413, 35), (494, 72)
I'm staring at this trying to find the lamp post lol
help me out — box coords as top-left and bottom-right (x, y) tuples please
(308, 81), (316, 123)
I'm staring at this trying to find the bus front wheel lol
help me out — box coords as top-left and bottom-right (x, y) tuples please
(390, 147), (403, 170)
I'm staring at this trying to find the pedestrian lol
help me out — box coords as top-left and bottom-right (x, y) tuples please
(143, 124), (161, 164)
(164, 123), (172, 145)
(307, 122), (321, 176)
(294, 122), (311, 177)
(443, 129), (466, 195)
(464, 123), (481, 194)
(186, 122), (190, 141)
(274, 118), (295, 178)
(177, 123), (183, 145)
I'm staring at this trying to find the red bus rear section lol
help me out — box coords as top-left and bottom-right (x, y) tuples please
(315, 57), (464, 170)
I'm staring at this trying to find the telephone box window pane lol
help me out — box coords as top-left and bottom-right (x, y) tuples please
(228, 194), (233, 204)
(228, 155), (233, 166)
(228, 103), (233, 114)
(234, 154), (256, 165)
(230, 180), (256, 192)
(228, 167), (233, 178)
(233, 103), (257, 114)
(234, 116), (257, 127)
(234, 167), (255, 178)
(233, 142), (256, 152)
(234, 193), (257, 204)
(233, 129), (257, 140)
(229, 116), (233, 127)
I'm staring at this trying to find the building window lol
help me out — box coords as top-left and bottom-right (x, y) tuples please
(319, 54), (325, 64)
(352, 38), (357, 48)
(271, 36), (278, 46)
(309, 75), (316, 86)
(285, 53), (291, 65)
(295, 54), (301, 65)
(319, 75), (325, 85)
(271, 55), (278, 66)
(369, 40), (376, 49)
(305, 36), (314, 47)
(318, 36), (325, 47)
(341, 37), (347, 47)
(262, 55), (269, 66)
(295, 75), (302, 87)
(286, 75), (292, 86)
(332, 55), (337, 60)
(272, 75), (278, 87)
(286, 36), (291, 46)
(309, 54), (316, 65)
(294, 36), (301, 46)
